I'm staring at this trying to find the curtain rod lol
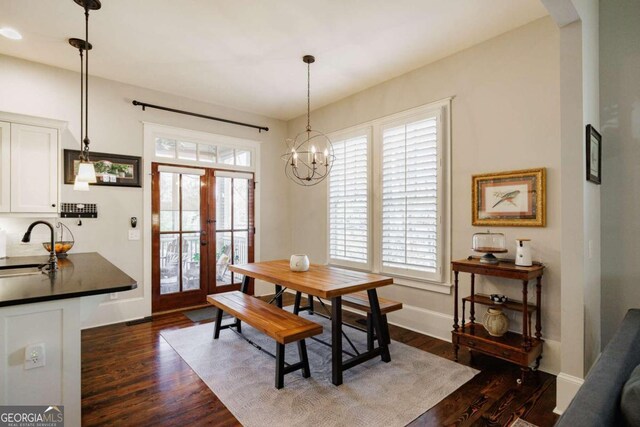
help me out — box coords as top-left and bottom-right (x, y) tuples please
(131, 100), (269, 133)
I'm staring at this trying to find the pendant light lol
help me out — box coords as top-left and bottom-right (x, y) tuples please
(71, 0), (101, 190)
(282, 55), (334, 186)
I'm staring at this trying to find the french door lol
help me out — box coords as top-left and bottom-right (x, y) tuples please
(152, 163), (254, 312)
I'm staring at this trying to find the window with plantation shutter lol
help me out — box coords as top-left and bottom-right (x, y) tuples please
(326, 99), (449, 289)
(328, 133), (369, 266)
(381, 116), (440, 277)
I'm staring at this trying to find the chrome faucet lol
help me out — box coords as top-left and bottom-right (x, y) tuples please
(21, 221), (58, 273)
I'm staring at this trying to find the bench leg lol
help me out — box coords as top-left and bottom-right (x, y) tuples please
(298, 340), (311, 378)
(213, 308), (224, 339)
(293, 291), (315, 314)
(275, 343), (285, 389)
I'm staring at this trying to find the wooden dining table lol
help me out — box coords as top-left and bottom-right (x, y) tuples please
(229, 260), (394, 386)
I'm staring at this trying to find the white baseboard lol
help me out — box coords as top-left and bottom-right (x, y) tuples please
(80, 295), (150, 329)
(554, 372), (584, 415)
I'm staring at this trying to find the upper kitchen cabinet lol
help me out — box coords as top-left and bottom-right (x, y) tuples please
(10, 124), (58, 213)
(0, 113), (64, 214)
(0, 122), (10, 212)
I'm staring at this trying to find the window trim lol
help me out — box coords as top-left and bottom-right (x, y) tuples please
(325, 98), (452, 292)
(145, 122), (257, 172)
(326, 126), (373, 271)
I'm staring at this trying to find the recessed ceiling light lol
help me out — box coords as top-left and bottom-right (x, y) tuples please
(0, 28), (23, 40)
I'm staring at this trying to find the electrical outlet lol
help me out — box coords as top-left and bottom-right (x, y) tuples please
(128, 229), (140, 241)
(24, 343), (46, 370)
(110, 293), (118, 300)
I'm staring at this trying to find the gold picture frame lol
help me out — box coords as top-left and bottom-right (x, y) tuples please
(472, 168), (546, 227)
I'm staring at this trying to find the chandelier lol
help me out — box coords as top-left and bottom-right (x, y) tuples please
(70, 0), (101, 191)
(282, 55), (334, 186)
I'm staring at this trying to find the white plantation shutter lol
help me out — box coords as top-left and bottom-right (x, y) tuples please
(329, 134), (369, 265)
(382, 117), (439, 275)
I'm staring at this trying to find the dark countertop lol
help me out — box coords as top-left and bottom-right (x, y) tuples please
(0, 252), (137, 307)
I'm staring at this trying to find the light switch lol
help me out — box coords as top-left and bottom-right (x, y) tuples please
(128, 230), (140, 241)
(25, 343), (46, 370)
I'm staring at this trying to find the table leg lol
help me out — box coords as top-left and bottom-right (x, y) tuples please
(331, 296), (343, 386)
(522, 280), (529, 348)
(275, 284), (283, 308)
(535, 276), (542, 340)
(293, 291), (302, 314)
(462, 300), (466, 331)
(367, 289), (391, 363)
(470, 274), (475, 326)
(453, 271), (459, 331)
(240, 275), (250, 294)
(453, 270), (459, 362)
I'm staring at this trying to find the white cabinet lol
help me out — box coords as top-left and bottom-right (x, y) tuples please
(10, 124), (58, 213)
(0, 122), (10, 212)
(0, 121), (59, 213)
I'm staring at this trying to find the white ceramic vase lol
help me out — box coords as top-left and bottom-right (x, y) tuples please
(289, 254), (310, 272)
(482, 308), (509, 337)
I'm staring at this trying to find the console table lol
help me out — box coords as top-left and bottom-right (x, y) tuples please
(451, 257), (544, 384)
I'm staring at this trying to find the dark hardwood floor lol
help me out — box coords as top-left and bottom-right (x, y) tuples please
(82, 295), (559, 426)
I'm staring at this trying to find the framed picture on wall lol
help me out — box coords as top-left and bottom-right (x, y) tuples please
(472, 168), (546, 227)
(64, 150), (142, 188)
(586, 124), (601, 185)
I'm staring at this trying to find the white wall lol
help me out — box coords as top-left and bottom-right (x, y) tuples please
(600, 0), (640, 346)
(287, 17), (562, 372)
(0, 54), (291, 327)
(543, 0), (600, 413)
(574, 0), (601, 376)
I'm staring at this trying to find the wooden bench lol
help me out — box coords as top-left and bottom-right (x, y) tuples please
(207, 291), (322, 389)
(294, 291), (402, 351)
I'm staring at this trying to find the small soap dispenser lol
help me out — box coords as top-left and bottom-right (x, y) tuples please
(515, 238), (532, 267)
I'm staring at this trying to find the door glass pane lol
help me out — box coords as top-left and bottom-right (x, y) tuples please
(178, 141), (197, 160)
(155, 138), (176, 158)
(216, 177), (232, 230)
(182, 233), (200, 291)
(216, 232), (232, 285)
(218, 146), (235, 165)
(233, 179), (249, 230)
(235, 149), (251, 167)
(160, 172), (180, 231)
(181, 174), (201, 231)
(160, 234), (180, 294)
(233, 231), (249, 283)
(198, 144), (216, 163)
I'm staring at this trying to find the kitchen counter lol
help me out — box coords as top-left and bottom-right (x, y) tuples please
(0, 252), (137, 307)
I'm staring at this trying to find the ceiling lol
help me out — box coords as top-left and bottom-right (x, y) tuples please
(0, 1), (548, 121)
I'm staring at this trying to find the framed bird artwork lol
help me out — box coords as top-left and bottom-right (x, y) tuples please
(472, 168), (546, 227)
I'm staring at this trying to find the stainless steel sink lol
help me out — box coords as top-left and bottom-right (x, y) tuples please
(0, 267), (43, 278)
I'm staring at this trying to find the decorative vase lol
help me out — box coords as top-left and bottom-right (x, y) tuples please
(289, 254), (310, 272)
(483, 308), (509, 337)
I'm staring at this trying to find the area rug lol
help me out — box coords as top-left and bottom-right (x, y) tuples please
(510, 418), (538, 427)
(183, 306), (220, 322)
(161, 311), (478, 427)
